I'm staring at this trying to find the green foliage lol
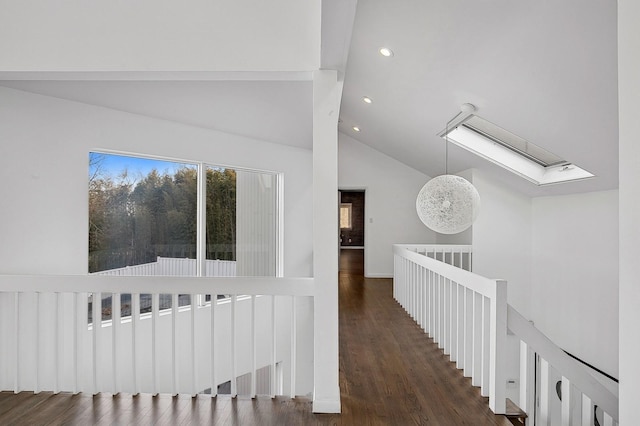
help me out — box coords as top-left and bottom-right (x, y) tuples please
(89, 164), (236, 273)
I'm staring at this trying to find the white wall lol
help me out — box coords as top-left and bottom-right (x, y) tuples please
(0, 1), (320, 72)
(618, 1), (640, 422)
(0, 86), (313, 278)
(338, 133), (437, 277)
(469, 169), (533, 318)
(531, 190), (619, 379)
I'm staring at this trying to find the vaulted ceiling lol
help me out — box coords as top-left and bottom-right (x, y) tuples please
(0, 1), (618, 197)
(338, 0), (618, 196)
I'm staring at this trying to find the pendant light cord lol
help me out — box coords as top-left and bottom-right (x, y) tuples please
(444, 111), (466, 176)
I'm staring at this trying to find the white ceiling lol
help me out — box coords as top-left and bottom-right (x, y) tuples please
(0, 0), (619, 197)
(338, 0), (618, 197)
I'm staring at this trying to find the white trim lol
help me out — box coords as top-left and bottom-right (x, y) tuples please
(0, 275), (315, 296)
(0, 71), (313, 81)
(364, 273), (393, 279)
(312, 397), (342, 413)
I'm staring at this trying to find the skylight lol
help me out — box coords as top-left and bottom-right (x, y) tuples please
(441, 115), (594, 186)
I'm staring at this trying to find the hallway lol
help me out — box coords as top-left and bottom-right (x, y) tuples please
(0, 253), (510, 425)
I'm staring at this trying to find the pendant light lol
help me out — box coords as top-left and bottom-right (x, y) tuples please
(416, 104), (481, 234)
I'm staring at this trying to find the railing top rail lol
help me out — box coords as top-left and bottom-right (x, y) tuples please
(394, 244), (497, 298)
(507, 305), (618, 420)
(394, 244), (473, 252)
(0, 274), (314, 297)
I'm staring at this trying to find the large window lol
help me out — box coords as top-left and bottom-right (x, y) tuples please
(88, 152), (280, 322)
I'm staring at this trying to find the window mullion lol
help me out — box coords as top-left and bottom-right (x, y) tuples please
(197, 163), (207, 278)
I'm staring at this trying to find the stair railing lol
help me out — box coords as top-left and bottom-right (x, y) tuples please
(393, 244), (618, 425)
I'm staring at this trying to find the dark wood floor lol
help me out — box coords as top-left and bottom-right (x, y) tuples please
(0, 251), (510, 425)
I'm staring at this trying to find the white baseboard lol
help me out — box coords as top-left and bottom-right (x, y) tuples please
(312, 398), (342, 413)
(364, 272), (393, 278)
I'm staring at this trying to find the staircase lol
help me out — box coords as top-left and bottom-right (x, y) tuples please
(393, 244), (618, 426)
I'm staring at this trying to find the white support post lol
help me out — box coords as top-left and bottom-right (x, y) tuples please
(488, 280), (507, 414)
(312, 69), (342, 414)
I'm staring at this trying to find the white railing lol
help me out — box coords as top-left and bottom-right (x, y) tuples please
(94, 257), (237, 277)
(394, 244), (506, 414)
(0, 275), (313, 399)
(393, 244), (619, 425)
(511, 306), (618, 426)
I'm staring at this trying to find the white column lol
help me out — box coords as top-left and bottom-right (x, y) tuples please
(619, 2), (640, 425)
(312, 69), (342, 413)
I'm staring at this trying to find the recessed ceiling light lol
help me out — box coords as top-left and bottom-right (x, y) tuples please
(362, 96), (373, 104)
(352, 126), (361, 132)
(379, 47), (393, 57)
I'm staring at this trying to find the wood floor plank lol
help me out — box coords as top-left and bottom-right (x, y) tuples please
(0, 251), (511, 425)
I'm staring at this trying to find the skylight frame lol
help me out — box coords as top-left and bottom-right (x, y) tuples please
(439, 114), (595, 186)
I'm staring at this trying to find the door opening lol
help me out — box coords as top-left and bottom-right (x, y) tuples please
(339, 190), (365, 275)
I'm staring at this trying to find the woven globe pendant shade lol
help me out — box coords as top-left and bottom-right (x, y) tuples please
(416, 174), (480, 234)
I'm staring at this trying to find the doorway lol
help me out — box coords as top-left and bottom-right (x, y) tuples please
(339, 190), (365, 275)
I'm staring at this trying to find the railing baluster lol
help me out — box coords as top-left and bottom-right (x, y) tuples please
(290, 295), (297, 398)
(73, 293), (80, 395)
(211, 293), (217, 398)
(113, 292), (120, 395)
(456, 283), (465, 370)
(449, 279), (456, 359)
(251, 295), (257, 398)
(540, 358), (551, 426)
(561, 376), (573, 425)
(191, 293), (197, 397)
(519, 340), (535, 416)
(34, 292), (40, 394)
(443, 277), (450, 354)
(93, 292), (100, 395)
(231, 295), (237, 397)
(463, 288), (473, 378)
(481, 295), (490, 397)
(581, 393), (594, 426)
(152, 293), (159, 396)
(603, 412), (614, 426)
(132, 293), (139, 395)
(54, 292), (60, 394)
(172, 293), (178, 396)
(271, 295), (276, 397)
(14, 292), (19, 394)
(472, 291), (482, 388)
